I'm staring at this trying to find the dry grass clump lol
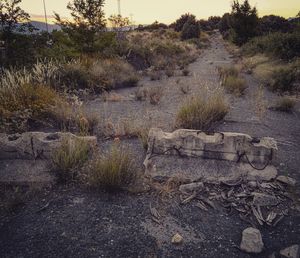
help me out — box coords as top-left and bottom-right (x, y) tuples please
(0, 83), (63, 132)
(176, 91), (229, 131)
(223, 75), (247, 96)
(219, 66), (247, 96)
(89, 58), (139, 89)
(148, 86), (163, 105)
(134, 87), (148, 101)
(52, 138), (91, 182)
(274, 97), (296, 112)
(136, 127), (150, 150)
(86, 144), (137, 190)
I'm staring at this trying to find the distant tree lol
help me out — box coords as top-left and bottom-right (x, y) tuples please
(55, 0), (106, 52)
(229, 0), (258, 45)
(0, 0), (31, 34)
(258, 15), (291, 34)
(297, 11), (300, 18)
(108, 14), (130, 30)
(207, 16), (221, 30)
(172, 13), (196, 32)
(181, 17), (200, 40)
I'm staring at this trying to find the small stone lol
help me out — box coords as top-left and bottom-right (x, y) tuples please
(247, 181), (257, 188)
(171, 233), (183, 245)
(252, 193), (279, 206)
(280, 245), (299, 258)
(179, 182), (204, 194)
(277, 176), (297, 187)
(240, 227), (264, 253)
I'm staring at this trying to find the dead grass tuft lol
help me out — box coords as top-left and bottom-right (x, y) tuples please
(149, 86), (163, 105)
(86, 143), (137, 190)
(176, 90), (229, 131)
(52, 138), (90, 182)
(274, 97), (296, 112)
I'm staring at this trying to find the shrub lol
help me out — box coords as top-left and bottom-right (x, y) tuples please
(176, 91), (229, 131)
(222, 75), (247, 96)
(269, 61), (300, 92)
(87, 144), (137, 190)
(181, 18), (200, 40)
(52, 138), (90, 182)
(274, 97), (296, 112)
(137, 127), (150, 150)
(148, 86), (163, 105)
(172, 14), (197, 32)
(242, 31), (300, 60)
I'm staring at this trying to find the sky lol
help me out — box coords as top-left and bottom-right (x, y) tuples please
(20, 0), (300, 25)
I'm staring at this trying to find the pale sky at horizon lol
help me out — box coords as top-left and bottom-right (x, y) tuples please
(20, 0), (300, 24)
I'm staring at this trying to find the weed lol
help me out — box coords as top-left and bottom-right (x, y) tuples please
(136, 127), (150, 150)
(274, 97), (296, 112)
(52, 138), (90, 182)
(134, 87), (148, 101)
(148, 86), (163, 105)
(176, 91), (229, 131)
(87, 143), (137, 190)
(223, 75), (247, 96)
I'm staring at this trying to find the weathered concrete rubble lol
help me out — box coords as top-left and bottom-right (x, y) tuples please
(147, 128), (277, 164)
(0, 132), (97, 160)
(144, 128), (278, 183)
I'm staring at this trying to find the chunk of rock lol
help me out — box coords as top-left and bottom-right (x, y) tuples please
(0, 132), (97, 160)
(252, 193), (279, 206)
(179, 182), (204, 194)
(240, 227), (264, 253)
(277, 176), (297, 186)
(280, 245), (299, 258)
(171, 233), (183, 245)
(245, 165), (278, 181)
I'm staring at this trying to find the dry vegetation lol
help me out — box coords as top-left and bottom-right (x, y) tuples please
(176, 90), (229, 131)
(86, 143), (137, 190)
(219, 66), (247, 96)
(274, 96), (296, 112)
(52, 138), (91, 182)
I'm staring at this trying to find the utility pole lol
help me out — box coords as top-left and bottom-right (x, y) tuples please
(117, 0), (121, 16)
(42, 0), (49, 33)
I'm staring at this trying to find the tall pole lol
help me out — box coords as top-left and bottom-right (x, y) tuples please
(43, 0), (49, 33)
(117, 0), (121, 16)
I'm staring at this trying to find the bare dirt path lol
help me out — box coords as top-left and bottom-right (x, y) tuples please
(1, 33), (299, 258)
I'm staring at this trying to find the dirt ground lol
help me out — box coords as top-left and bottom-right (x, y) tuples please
(1, 33), (300, 258)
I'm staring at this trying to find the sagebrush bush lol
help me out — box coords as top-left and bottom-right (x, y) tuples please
(269, 61), (300, 92)
(87, 144), (137, 190)
(181, 18), (200, 40)
(52, 138), (90, 182)
(176, 91), (229, 131)
(274, 96), (296, 112)
(242, 31), (300, 60)
(223, 75), (247, 96)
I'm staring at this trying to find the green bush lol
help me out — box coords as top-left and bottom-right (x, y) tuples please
(181, 19), (200, 40)
(242, 31), (300, 60)
(269, 61), (300, 92)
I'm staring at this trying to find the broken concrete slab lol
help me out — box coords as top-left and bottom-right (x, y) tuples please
(240, 227), (264, 254)
(147, 128), (277, 164)
(0, 159), (55, 186)
(0, 132), (97, 160)
(144, 154), (278, 183)
(280, 245), (299, 258)
(144, 128), (278, 183)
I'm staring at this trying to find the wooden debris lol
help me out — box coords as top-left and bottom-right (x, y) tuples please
(181, 192), (197, 204)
